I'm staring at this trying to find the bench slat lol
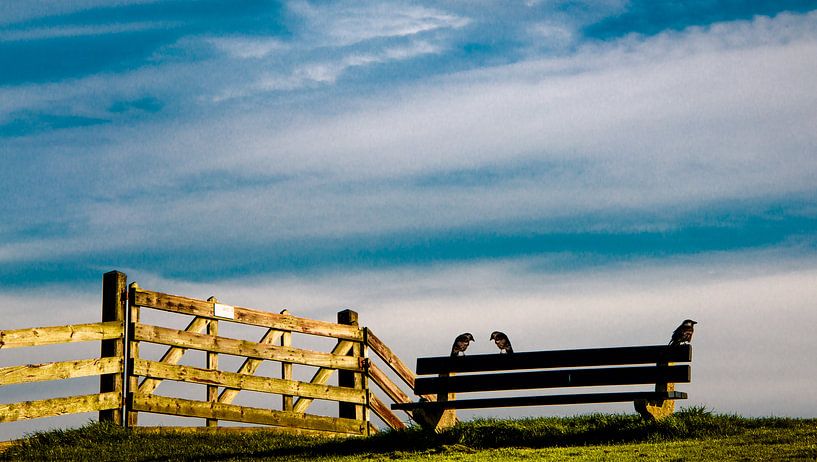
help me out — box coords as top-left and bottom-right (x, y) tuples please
(416, 344), (691, 375)
(414, 365), (690, 395)
(392, 391), (687, 411)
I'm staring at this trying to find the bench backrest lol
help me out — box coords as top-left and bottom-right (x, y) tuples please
(414, 344), (691, 395)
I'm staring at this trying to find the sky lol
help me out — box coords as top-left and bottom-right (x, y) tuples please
(2, 0), (817, 439)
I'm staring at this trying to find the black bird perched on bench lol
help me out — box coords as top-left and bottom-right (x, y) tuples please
(490, 331), (513, 353)
(670, 319), (697, 345)
(451, 333), (475, 356)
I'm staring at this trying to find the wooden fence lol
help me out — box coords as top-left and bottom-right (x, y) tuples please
(0, 271), (126, 425)
(0, 271), (422, 438)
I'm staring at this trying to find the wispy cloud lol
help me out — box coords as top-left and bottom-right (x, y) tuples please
(206, 36), (287, 59)
(251, 40), (443, 92)
(290, 0), (469, 47)
(0, 21), (179, 41)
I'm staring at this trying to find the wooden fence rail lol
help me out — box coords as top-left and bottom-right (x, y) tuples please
(125, 284), (389, 436)
(1, 270), (421, 439)
(0, 271), (126, 426)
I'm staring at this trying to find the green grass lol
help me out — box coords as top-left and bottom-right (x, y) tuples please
(2, 407), (816, 461)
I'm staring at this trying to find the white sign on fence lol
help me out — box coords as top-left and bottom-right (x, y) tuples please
(213, 303), (235, 319)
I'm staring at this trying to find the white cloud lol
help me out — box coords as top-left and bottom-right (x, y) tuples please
(206, 36), (287, 59)
(0, 21), (179, 41)
(2, 11), (816, 263)
(289, 0), (469, 47)
(244, 40), (442, 94)
(0, 0), (159, 26)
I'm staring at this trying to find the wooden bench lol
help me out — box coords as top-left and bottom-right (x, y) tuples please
(392, 344), (692, 430)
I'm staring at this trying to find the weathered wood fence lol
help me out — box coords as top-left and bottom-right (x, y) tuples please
(0, 271), (423, 438)
(0, 271), (126, 425)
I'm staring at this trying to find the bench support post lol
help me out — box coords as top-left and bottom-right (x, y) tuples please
(634, 361), (676, 420)
(414, 372), (458, 431)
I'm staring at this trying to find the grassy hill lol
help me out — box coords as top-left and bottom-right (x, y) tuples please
(2, 407), (815, 461)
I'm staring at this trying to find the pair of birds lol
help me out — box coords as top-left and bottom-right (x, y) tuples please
(451, 331), (512, 356)
(451, 320), (697, 356)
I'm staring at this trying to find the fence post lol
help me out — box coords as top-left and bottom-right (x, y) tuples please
(361, 327), (371, 435)
(100, 271), (126, 425)
(280, 309), (293, 412)
(126, 282), (141, 428)
(206, 296), (219, 428)
(337, 310), (363, 423)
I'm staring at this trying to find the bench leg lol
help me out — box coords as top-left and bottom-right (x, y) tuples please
(415, 371), (458, 431)
(414, 407), (458, 432)
(635, 382), (676, 420)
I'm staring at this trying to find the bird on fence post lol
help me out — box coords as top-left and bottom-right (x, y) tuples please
(669, 319), (697, 345)
(451, 333), (475, 356)
(490, 331), (513, 354)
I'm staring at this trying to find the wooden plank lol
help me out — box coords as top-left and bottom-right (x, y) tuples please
(368, 362), (412, 405)
(366, 329), (417, 390)
(292, 340), (354, 413)
(134, 324), (362, 371)
(132, 359), (366, 404)
(218, 328), (283, 404)
(0, 392), (123, 423)
(369, 393), (406, 430)
(132, 289), (363, 341)
(138, 317), (210, 395)
(0, 357), (123, 386)
(129, 394), (366, 435)
(414, 365), (691, 395)
(392, 391), (689, 411)
(416, 344), (692, 375)
(0, 321), (124, 349)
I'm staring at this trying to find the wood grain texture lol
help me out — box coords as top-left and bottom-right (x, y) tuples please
(129, 394), (366, 435)
(0, 358), (123, 385)
(138, 316), (210, 395)
(218, 328), (284, 404)
(368, 393), (406, 430)
(366, 329), (417, 390)
(292, 340), (354, 413)
(134, 324), (362, 371)
(0, 322), (123, 349)
(132, 289), (363, 341)
(0, 392), (123, 423)
(133, 359), (366, 404)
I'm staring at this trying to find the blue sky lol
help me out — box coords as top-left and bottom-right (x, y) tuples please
(2, 0), (817, 437)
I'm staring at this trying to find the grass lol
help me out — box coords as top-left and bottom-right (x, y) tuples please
(2, 407), (816, 461)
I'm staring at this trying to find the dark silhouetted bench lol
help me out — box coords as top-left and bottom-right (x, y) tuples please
(392, 344), (692, 430)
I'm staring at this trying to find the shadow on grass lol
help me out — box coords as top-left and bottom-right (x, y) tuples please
(3, 407), (814, 461)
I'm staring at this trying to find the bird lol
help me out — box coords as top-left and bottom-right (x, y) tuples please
(490, 331), (513, 354)
(451, 333), (475, 356)
(669, 319), (697, 345)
